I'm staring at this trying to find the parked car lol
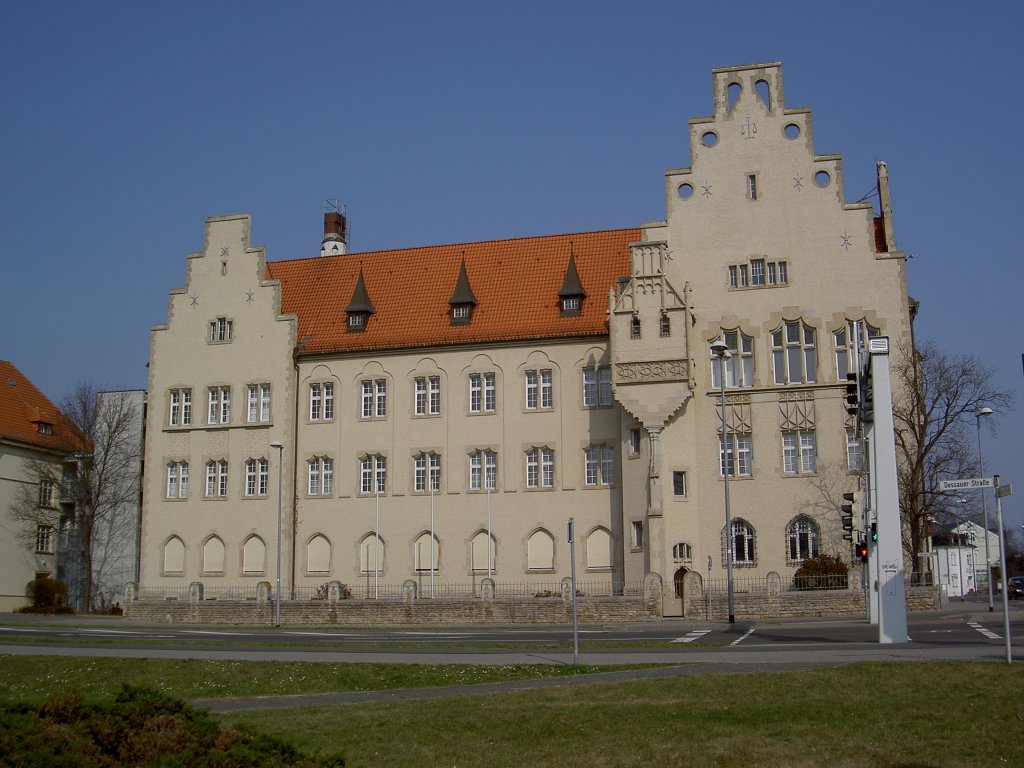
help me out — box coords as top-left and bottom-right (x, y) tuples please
(1008, 576), (1024, 600)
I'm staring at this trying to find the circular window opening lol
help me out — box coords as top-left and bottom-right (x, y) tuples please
(701, 131), (718, 148)
(784, 123), (801, 139)
(677, 183), (694, 200)
(814, 170), (831, 187)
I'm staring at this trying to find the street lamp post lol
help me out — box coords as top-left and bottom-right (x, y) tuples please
(711, 338), (735, 624)
(975, 407), (994, 612)
(270, 440), (284, 628)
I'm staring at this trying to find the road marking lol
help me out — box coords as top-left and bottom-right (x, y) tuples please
(671, 630), (712, 644)
(730, 629), (756, 646)
(967, 621), (1001, 640)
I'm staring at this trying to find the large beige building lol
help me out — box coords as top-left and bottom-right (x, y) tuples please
(139, 62), (911, 614)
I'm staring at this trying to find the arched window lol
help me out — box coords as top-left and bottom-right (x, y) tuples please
(527, 529), (555, 571)
(163, 536), (185, 574)
(672, 542), (693, 562)
(834, 320), (880, 380)
(307, 534), (331, 574)
(586, 528), (612, 570)
(202, 536), (225, 574)
(786, 516), (820, 564)
(242, 535), (266, 575)
(724, 519), (756, 566)
(711, 330), (754, 388)
(359, 533), (383, 574)
(414, 532), (439, 572)
(471, 531), (496, 572)
(771, 320), (816, 384)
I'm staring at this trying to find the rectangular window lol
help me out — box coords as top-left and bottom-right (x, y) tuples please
(247, 384), (271, 423)
(323, 382), (334, 420)
(414, 453), (441, 493)
(540, 370), (553, 409)
(583, 366), (612, 408)
(729, 259), (787, 289)
(360, 455), (387, 494)
(747, 174), (757, 200)
(205, 460), (228, 497)
(772, 321), (816, 385)
(720, 434), (753, 477)
(527, 448), (554, 489)
(38, 479), (54, 508)
(361, 379), (387, 419)
(166, 463), (178, 499)
(414, 376), (441, 416)
(209, 317), (233, 342)
(751, 259), (765, 286)
(629, 429), (642, 456)
(660, 313), (671, 338)
(739, 264), (749, 287)
(207, 386), (230, 425)
(469, 373), (496, 413)
(672, 470), (687, 497)
(782, 430), (817, 474)
(631, 520), (644, 549)
(35, 525), (54, 554)
(525, 370), (538, 410)
(469, 450), (497, 491)
(585, 446), (614, 486)
(729, 265), (738, 288)
(246, 460), (258, 496)
(846, 428), (862, 471)
(308, 457), (333, 496)
(310, 383), (322, 421)
(168, 388), (192, 426)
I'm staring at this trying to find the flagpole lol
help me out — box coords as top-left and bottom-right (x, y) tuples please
(374, 483), (380, 600)
(429, 474), (435, 598)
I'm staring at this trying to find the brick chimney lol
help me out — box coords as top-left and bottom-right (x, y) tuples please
(320, 211), (348, 256)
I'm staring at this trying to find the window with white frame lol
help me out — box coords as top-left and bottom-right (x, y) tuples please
(629, 429), (642, 456)
(584, 445), (614, 487)
(307, 456), (333, 496)
(414, 376), (441, 416)
(359, 454), (387, 494)
(245, 457), (269, 497)
(469, 372), (496, 414)
(729, 258), (787, 289)
(782, 430), (817, 475)
(582, 366), (612, 407)
(631, 520), (644, 550)
(38, 478), (54, 508)
(469, 449), (497, 491)
(168, 388), (192, 426)
(834, 320), (880, 380)
(209, 317), (233, 342)
(771, 320), (816, 384)
(204, 459), (228, 497)
(719, 433), (753, 477)
(35, 524), (54, 554)
(413, 452), (441, 493)
(309, 382), (335, 421)
(672, 470), (687, 497)
(207, 386), (231, 425)
(525, 369), (553, 410)
(846, 427), (863, 471)
(361, 379), (387, 419)
(166, 461), (189, 499)
(526, 447), (555, 489)
(711, 330), (754, 388)
(726, 519), (756, 565)
(247, 383), (271, 423)
(786, 516), (820, 563)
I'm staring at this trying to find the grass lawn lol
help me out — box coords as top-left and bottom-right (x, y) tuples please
(219, 662), (1024, 768)
(1, 656), (1020, 767)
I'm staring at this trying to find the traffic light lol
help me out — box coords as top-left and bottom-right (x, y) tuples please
(860, 366), (874, 424)
(845, 372), (859, 416)
(870, 523), (878, 543)
(857, 537), (869, 562)
(841, 492), (855, 541)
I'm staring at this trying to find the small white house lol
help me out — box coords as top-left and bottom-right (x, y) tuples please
(933, 545), (976, 597)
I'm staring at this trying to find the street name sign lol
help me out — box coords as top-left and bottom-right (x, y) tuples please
(939, 477), (994, 490)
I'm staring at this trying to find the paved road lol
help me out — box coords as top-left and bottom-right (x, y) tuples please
(2, 598), (1018, 712)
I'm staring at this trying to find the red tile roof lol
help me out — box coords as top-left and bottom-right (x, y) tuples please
(0, 361), (80, 454)
(268, 229), (639, 356)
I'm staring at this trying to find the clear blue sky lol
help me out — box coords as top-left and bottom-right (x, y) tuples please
(2, 1), (1021, 530)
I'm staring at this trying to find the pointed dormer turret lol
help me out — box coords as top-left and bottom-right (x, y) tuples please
(345, 265), (374, 332)
(448, 256), (477, 326)
(558, 243), (587, 317)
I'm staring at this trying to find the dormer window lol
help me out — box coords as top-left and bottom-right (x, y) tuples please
(558, 245), (586, 317)
(348, 314), (366, 331)
(345, 265), (375, 333)
(561, 296), (580, 316)
(451, 304), (472, 325)
(37, 422), (53, 435)
(448, 257), (477, 327)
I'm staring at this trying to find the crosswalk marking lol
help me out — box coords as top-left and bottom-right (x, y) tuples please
(967, 621), (1001, 640)
(671, 630), (712, 644)
(730, 628), (756, 646)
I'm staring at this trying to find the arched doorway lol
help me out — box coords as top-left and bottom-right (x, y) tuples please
(673, 566), (688, 614)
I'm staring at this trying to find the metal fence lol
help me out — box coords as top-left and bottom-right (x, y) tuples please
(704, 573), (851, 594)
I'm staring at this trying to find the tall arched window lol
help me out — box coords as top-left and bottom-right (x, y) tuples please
(471, 531), (496, 572)
(414, 532), (439, 572)
(586, 527), (612, 570)
(163, 536), (185, 575)
(786, 516), (820, 564)
(307, 534), (331, 574)
(242, 535), (266, 574)
(359, 533), (383, 574)
(202, 536), (225, 574)
(711, 329), (754, 388)
(771, 320), (816, 384)
(724, 519), (756, 566)
(527, 529), (555, 571)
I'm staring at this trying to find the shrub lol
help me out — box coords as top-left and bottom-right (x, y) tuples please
(0, 685), (346, 767)
(792, 554), (849, 590)
(24, 576), (68, 610)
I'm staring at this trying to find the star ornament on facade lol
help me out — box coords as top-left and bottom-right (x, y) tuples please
(793, 175), (804, 189)
(221, 247), (230, 258)
(840, 233), (852, 251)
(189, 294), (199, 307)
(245, 290), (255, 305)
(701, 182), (713, 198)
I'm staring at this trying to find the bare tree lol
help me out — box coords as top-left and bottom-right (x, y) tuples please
(9, 384), (142, 610)
(892, 341), (1014, 575)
